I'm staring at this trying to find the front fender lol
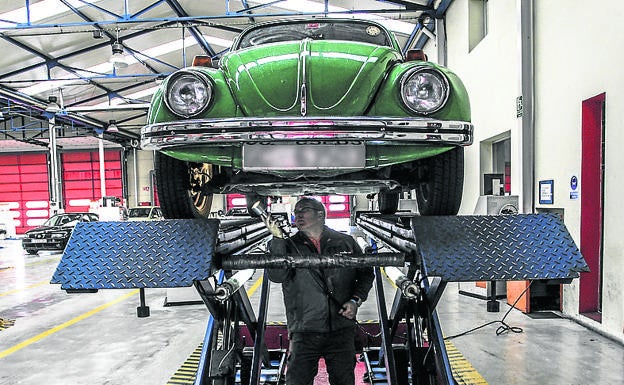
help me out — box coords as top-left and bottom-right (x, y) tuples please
(147, 67), (241, 124)
(368, 61), (471, 122)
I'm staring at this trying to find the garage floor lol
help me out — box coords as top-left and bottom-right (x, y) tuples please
(1, 237), (623, 385)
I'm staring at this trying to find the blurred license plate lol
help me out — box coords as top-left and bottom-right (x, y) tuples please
(31, 239), (48, 243)
(243, 144), (365, 170)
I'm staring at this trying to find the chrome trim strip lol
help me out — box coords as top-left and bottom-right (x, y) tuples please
(141, 117), (473, 150)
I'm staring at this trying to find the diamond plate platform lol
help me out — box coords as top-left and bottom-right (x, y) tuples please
(51, 219), (219, 290)
(411, 213), (589, 282)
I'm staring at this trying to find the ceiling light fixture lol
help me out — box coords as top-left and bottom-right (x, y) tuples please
(106, 120), (119, 133)
(45, 96), (61, 113)
(109, 29), (129, 69)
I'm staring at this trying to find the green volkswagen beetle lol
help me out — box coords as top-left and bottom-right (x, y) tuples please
(141, 18), (473, 217)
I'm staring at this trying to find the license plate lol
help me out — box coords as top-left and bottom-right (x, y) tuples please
(31, 239), (48, 243)
(243, 143), (365, 170)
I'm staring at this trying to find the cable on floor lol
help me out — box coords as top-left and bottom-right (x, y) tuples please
(444, 280), (533, 340)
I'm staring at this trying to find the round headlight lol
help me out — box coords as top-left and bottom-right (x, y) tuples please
(165, 71), (213, 118)
(400, 68), (449, 115)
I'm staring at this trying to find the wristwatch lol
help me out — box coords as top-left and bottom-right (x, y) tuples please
(350, 296), (362, 307)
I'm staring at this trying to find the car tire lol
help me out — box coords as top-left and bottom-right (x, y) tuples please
(415, 147), (464, 216)
(155, 152), (214, 219)
(378, 189), (400, 215)
(25, 248), (38, 255)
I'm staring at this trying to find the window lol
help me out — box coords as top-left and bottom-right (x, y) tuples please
(492, 138), (511, 194)
(469, 0), (488, 52)
(237, 20), (393, 49)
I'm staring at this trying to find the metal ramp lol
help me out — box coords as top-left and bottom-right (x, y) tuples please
(51, 219), (220, 290)
(354, 212), (588, 385)
(51, 212), (588, 385)
(358, 212), (588, 282)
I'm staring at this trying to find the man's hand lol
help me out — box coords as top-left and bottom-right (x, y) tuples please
(339, 300), (358, 320)
(263, 216), (284, 238)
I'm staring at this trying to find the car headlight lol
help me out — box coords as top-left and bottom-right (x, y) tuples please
(165, 70), (214, 118)
(400, 67), (449, 115)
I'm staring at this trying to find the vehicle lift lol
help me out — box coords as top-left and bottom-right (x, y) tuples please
(52, 212), (588, 385)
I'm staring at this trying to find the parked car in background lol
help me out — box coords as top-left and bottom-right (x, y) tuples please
(141, 18), (473, 217)
(127, 206), (163, 221)
(22, 213), (99, 254)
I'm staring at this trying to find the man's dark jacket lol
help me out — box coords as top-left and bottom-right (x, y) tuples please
(266, 226), (374, 333)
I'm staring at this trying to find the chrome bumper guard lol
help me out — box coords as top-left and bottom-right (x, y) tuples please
(141, 117), (473, 150)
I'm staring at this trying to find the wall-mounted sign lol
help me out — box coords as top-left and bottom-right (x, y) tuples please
(539, 179), (554, 204)
(516, 96), (523, 118)
(570, 175), (579, 200)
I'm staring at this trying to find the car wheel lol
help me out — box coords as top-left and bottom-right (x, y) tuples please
(246, 193), (268, 217)
(414, 147), (464, 216)
(378, 189), (400, 215)
(155, 152), (214, 219)
(25, 248), (38, 255)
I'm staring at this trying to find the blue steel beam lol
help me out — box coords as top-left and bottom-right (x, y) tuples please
(239, 0), (256, 24)
(414, 15), (435, 49)
(0, 8), (423, 31)
(402, 0), (455, 51)
(165, 0), (216, 57)
(0, 34), (113, 97)
(434, 0), (454, 18)
(59, 0), (160, 74)
(0, 22), (184, 108)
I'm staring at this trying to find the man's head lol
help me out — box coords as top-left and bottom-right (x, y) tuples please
(293, 197), (326, 234)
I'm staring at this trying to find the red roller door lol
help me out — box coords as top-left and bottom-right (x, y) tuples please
(0, 153), (50, 234)
(62, 150), (123, 212)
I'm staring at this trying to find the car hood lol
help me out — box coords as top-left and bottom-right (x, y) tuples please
(222, 40), (401, 116)
(25, 226), (71, 234)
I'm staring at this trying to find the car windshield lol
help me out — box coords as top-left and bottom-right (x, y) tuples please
(236, 20), (393, 49)
(129, 208), (151, 218)
(44, 214), (83, 227)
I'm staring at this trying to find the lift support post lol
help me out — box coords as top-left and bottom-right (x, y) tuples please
(52, 212), (588, 385)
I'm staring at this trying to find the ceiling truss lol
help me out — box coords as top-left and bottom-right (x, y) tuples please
(0, 0), (451, 152)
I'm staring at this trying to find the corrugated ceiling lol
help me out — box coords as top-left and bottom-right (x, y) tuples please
(0, 0), (446, 152)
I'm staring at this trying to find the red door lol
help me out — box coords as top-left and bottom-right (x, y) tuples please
(579, 93), (605, 319)
(62, 150), (123, 212)
(0, 153), (50, 234)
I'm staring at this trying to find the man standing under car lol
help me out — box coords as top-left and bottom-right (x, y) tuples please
(264, 197), (374, 385)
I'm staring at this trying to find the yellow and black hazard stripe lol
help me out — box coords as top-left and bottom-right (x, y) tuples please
(166, 343), (203, 385)
(167, 338), (487, 385)
(445, 340), (488, 385)
(0, 318), (16, 331)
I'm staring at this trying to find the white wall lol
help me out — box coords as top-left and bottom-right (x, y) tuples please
(440, 0), (624, 342)
(532, 0), (624, 342)
(444, 0), (520, 214)
(127, 149), (156, 207)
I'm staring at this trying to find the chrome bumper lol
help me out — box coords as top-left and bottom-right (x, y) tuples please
(141, 117), (473, 150)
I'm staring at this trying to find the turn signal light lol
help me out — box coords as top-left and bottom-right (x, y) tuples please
(406, 49), (428, 62)
(192, 55), (213, 67)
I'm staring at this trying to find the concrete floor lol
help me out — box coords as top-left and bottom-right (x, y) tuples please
(1, 236), (623, 385)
